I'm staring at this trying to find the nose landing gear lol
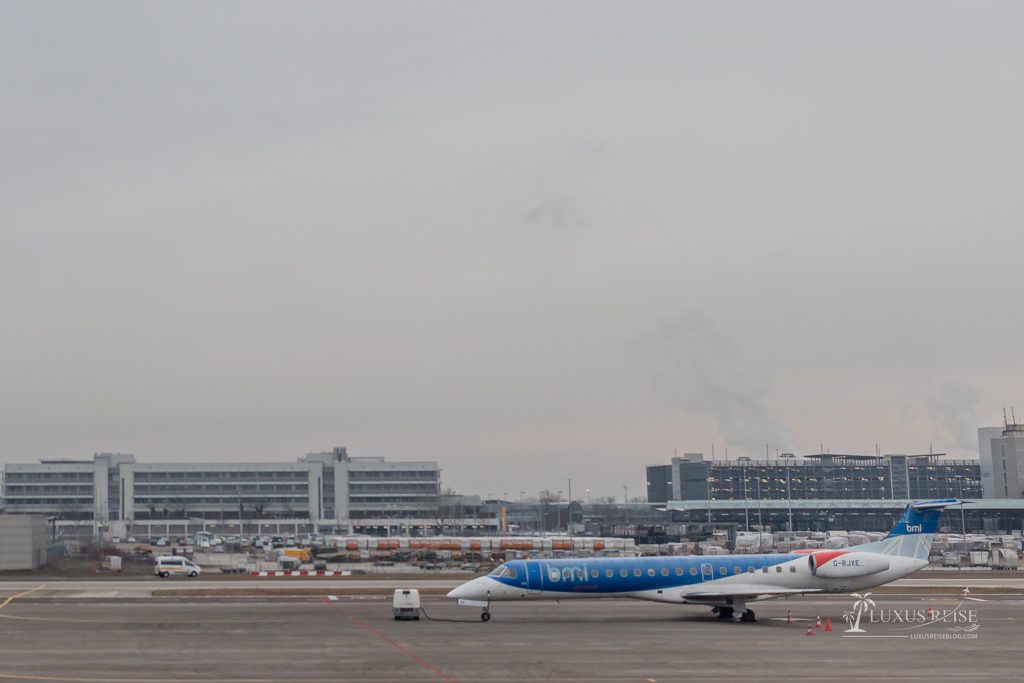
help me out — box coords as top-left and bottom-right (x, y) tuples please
(481, 591), (491, 622)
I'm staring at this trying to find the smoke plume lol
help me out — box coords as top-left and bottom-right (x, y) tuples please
(635, 311), (794, 458)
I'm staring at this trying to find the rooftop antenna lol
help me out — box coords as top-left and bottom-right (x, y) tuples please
(711, 444), (715, 459)
(1013, 407), (1018, 425)
(1004, 407), (1009, 428)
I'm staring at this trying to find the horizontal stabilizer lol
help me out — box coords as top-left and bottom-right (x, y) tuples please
(910, 498), (964, 510)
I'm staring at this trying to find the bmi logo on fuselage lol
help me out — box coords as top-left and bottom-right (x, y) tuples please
(906, 524), (922, 532)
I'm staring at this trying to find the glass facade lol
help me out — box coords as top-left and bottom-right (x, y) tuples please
(648, 453), (983, 505)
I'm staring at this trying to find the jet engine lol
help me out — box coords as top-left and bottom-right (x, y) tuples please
(808, 551), (890, 578)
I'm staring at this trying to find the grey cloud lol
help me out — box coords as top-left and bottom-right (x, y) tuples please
(634, 312), (794, 458)
(927, 382), (981, 452)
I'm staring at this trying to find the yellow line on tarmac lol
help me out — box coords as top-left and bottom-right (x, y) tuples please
(0, 585), (46, 610)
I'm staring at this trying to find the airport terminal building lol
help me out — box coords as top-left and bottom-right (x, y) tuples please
(644, 451), (1024, 533)
(2, 447), (497, 538)
(646, 452), (983, 504)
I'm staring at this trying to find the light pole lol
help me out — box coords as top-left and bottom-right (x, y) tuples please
(756, 472), (762, 528)
(785, 459), (793, 532)
(741, 462), (749, 532)
(557, 490), (564, 532)
(567, 479), (572, 534)
(958, 476), (967, 543)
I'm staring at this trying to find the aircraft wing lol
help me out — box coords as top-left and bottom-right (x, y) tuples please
(681, 584), (823, 601)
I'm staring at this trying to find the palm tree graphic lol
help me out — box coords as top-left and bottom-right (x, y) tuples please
(842, 592), (876, 633)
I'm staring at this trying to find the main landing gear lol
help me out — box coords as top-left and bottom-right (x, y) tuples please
(711, 606), (756, 623)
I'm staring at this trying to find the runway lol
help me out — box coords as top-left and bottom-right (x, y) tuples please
(0, 593), (1020, 681)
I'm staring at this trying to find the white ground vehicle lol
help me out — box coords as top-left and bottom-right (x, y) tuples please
(154, 556), (202, 578)
(393, 589), (421, 620)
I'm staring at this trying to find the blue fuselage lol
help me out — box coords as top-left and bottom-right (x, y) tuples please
(484, 554), (802, 594)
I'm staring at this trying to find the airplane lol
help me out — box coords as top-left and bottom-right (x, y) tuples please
(447, 498), (964, 623)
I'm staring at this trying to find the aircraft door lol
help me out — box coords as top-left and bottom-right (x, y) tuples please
(700, 562), (714, 582)
(525, 561), (543, 593)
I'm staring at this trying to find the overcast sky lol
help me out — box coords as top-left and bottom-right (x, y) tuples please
(2, 2), (1022, 499)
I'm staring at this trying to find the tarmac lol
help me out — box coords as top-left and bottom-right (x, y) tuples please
(0, 590), (1021, 682)
(2, 574), (1024, 598)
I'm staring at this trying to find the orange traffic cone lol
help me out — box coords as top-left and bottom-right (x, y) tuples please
(805, 626), (815, 636)
(815, 614), (822, 629)
(786, 610), (792, 624)
(824, 617), (833, 632)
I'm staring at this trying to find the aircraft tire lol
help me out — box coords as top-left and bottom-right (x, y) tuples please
(481, 612), (491, 622)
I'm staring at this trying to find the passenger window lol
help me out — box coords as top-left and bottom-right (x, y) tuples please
(775, 566), (782, 573)
(591, 569), (599, 579)
(620, 569), (628, 577)
(675, 567), (683, 576)
(762, 567), (768, 573)
(747, 567), (755, 574)
(789, 566), (797, 573)
(689, 567), (698, 576)
(734, 567), (742, 574)
(633, 568), (642, 577)
(647, 568), (656, 577)
(661, 568), (669, 577)
(606, 569), (614, 578)
(719, 567), (727, 575)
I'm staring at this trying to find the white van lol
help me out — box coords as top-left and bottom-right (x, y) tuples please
(154, 555), (202, 578)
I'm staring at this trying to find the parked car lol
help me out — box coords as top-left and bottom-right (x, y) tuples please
(154, 556), (202, 578)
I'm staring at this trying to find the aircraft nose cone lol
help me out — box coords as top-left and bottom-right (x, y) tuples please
(447, 583), (469, 599)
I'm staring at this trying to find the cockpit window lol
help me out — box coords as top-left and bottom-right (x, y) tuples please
(489, 565), (517, 579)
